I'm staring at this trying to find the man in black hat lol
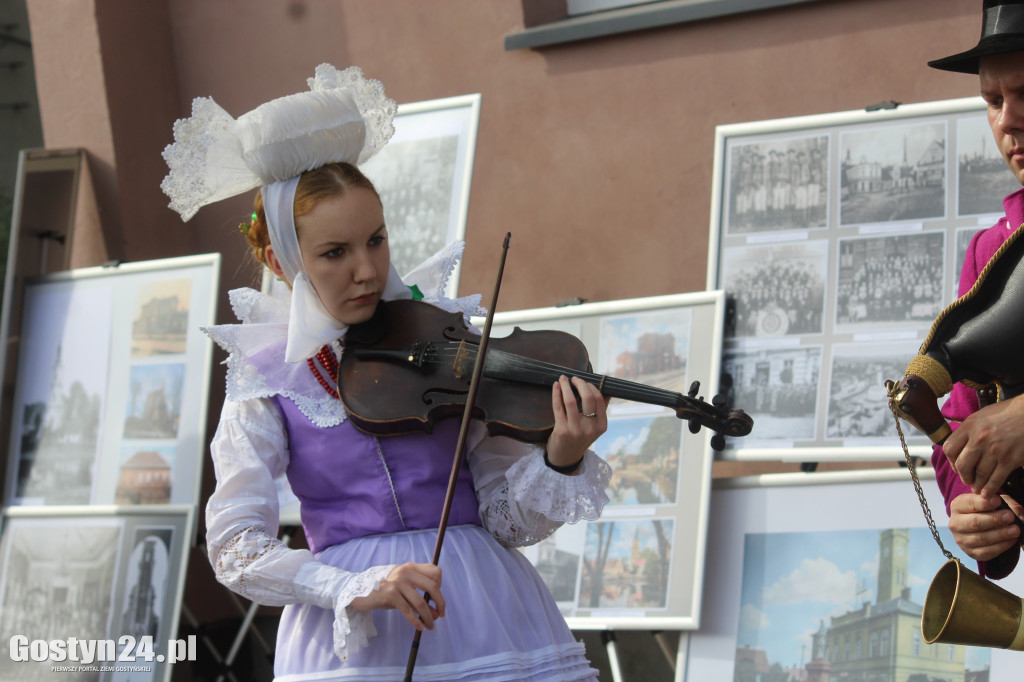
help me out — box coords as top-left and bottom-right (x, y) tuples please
(929, 0), (1024, 580)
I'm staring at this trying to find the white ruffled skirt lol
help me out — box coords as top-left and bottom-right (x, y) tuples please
(273, 525), (598, 681)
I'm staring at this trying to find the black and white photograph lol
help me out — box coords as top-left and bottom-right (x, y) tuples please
(839, 121), (946, 226)
(957, 114), (1019, 217)
(598, 415), (683, 506)
(723, 345), (822, 442)
(109, 527), (173, 682)
(720, 240), (828, 339)
(579, 518), (674, 611)
(10, 284), (113, 505)
(123, 364), (184, 441)
(596, 308), (691, 413)
(131, 279), (190, 357)
(0, 517), (123, 682)
(952, 225), (986, 298)
(724, 135), (828, 234)
(826, 340), (924, 441)
(834, 232), (946, 330)
(360, 95), (479, 285)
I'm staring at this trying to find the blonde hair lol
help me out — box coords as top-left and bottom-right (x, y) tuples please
(242, 162), (381, 269)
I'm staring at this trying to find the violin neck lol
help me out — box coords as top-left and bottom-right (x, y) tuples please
(484, 349), (684, 411)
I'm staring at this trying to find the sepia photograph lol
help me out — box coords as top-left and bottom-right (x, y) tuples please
(578, 518), (674, 611)
(0, 518), (123, 682)
(597, 414), (682, 506)
(131, 279), (190, 357)
(826, 340), (924, 441)
(123, 364), (184, 441)
(723, 345), (822, 442)
(835, 231), (946, 330)
(721, 240), (828, 339)
(115, 445), (176, 505)
(10, 285), (113, 505)
(724, 134), (828, 234)
(596, 308), (691, 413)
(840, 121), (946, 225)
(956, 114), (1020, 217)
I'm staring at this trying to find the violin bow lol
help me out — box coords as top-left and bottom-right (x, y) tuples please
(404, 232), (511, 681)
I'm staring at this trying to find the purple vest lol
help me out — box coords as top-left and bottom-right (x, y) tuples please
(273, 396), (482, 555)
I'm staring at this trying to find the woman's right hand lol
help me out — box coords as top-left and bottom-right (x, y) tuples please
(349, 562), (445, 631)
(948, 492), (1023, 562)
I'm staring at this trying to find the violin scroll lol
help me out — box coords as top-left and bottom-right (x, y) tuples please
(682, 380), (754, 451)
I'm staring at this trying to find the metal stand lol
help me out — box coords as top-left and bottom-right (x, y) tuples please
(601, 631), (624, 682)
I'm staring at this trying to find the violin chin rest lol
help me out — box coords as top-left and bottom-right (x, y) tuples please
(345, 300), (391, 345)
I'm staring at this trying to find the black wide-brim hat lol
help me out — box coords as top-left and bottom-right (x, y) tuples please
(929, 0), (1024, 74)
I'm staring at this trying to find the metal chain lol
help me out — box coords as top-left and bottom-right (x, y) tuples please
(889, 398), (954, 560)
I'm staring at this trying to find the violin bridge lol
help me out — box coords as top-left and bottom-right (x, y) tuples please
(453, 341), (472, 381)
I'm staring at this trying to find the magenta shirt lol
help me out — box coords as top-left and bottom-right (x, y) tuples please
(932, 187), (1024, 577)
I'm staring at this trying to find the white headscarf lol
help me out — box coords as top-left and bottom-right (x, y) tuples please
(261, 176), (411, 362)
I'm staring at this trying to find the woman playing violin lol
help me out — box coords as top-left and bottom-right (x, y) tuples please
(162, 64), (611, 681)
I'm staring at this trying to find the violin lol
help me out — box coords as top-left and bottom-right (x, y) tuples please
(339, 298), (753, 450)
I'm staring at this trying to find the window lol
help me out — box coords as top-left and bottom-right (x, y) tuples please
(507, 0), (824, 50)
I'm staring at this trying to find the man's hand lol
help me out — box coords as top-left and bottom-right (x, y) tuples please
(943, 394), (1024, 498)
(947, 492), (1023, 562)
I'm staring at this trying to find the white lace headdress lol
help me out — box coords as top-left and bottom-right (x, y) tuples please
(161, 63), (396, 221)
(161, 64), (411, 362)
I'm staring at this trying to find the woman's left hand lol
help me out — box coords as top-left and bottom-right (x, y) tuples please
(545, 375), (610, 470)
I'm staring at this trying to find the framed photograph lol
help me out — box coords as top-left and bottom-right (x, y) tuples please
(482, 291), (727, 629)
(684, 470), (1017, 681)
(360, 93), (480, 291)
(707, 96), (1010, 462)
(0, 505), (194, 682)
(4, 254), (219, 507)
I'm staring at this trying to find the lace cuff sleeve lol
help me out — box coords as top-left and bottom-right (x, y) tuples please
(470, 428), (611, 548)
(506, 450), (612, 523)
(205, 398), (318, 605)
(294, 562), (396, 660)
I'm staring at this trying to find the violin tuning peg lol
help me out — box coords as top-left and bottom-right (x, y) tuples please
(712, 393), (727, 409)
(688, 419), (701, 435)
(688, 381), (700, 398)
(711, 434), (725, 451)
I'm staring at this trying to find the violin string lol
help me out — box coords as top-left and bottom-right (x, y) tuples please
(421, 342), (685, 405)
(426, 345), (679, 402)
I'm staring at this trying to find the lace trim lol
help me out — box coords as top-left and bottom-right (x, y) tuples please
(509, 450), (612, 523)
(214, 525), (285, 602)
(481, 450), (612, 548)
(373, 436), (409, 530)
(333, 565), (393, 660)
(161, 64), (397, 222)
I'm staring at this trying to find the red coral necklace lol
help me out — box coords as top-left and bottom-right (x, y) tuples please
(308, 344), (340, 399)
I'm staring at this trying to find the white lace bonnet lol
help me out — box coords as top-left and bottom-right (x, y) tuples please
(161, 64), (410, 362)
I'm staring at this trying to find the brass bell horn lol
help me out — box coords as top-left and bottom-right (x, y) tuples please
(922, 557), (1024, 650)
